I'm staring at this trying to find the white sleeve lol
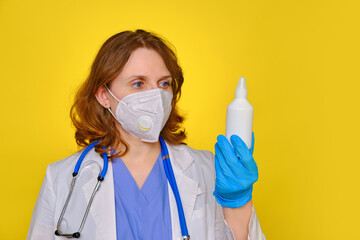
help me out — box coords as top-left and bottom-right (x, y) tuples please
(215, 201), (236, 240)
(27, 165), (56, 240)
(247, 205), (266, 240)
(216, 202), (266, 240)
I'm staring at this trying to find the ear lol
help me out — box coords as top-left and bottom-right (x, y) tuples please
(95, 85), (111, 108)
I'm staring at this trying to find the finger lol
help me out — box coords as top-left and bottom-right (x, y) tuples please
(216, 135), (238, 165)
(215, 142), (233, 175)
(250, 131), (255, 156)
(231, 136), (258, 172)
(214, 144), (224, 177)
(230, 135), (249, 160)
(214, 159), (221, 177)
(242, 156), (258, 174)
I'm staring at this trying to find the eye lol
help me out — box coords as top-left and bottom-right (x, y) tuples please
(159, 81), (170, 88)
(132, 81), (144, 89)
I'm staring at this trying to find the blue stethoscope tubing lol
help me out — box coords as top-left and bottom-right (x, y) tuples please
(159, 136), (190, 239)
(55, 141), (109, 238)
(55, 137), (190, 239)
(73, 140), (108, 179)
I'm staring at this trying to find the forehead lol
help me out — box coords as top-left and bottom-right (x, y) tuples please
(120, 47), (170, 78)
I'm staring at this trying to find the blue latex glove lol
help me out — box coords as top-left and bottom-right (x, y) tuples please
(213, 132), (258, 208)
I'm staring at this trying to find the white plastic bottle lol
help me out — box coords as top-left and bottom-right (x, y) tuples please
(225, 77), (254, 149)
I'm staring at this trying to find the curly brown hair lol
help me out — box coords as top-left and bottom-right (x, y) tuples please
(70, 29), (186, 160)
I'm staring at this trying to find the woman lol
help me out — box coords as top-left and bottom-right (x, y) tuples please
(27, 29), (266, 240)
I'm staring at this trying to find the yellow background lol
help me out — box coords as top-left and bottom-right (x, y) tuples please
(1, 0), (359, 239)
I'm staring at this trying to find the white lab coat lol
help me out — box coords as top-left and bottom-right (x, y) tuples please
(27, 141), (266, 240)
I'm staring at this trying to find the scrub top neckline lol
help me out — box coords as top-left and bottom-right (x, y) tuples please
(112, 149), (172, 239)
(112, 153), (164, 203)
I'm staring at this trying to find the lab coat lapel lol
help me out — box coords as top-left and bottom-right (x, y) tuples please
(167, 143), (202, 239)
(82, 151), (117, 240)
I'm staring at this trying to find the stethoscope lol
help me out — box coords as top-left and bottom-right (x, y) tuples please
(55, 136), (190, 240)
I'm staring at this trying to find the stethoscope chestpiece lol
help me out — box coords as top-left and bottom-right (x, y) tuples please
(54, 230), (80, 238)
(182, 235), (190, 240)
(72, 232), (80, 238)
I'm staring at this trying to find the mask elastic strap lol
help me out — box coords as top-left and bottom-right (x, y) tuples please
(104, 84), (121, 102)
(103, 84), (125, 124)
(107, 107), (119, 121)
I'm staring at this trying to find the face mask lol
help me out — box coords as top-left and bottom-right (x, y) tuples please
(105, 85), (173, 142)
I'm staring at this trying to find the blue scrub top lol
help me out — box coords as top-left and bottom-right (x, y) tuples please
(112, 153), (172, 240)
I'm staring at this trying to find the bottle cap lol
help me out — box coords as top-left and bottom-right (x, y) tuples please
(235, 77), (247, 98)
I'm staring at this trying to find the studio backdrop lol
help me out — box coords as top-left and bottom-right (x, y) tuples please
(1, 0), (359, 239)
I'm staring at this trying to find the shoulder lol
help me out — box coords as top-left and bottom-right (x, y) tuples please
(167, 142), (215, 173)
(185, 144), (215, 169)
(49, 146), (102, 169)
(185, 144), (215, 161)
(45, 150), (82, 181)
(46, 146), (102, 180)
(44, 147), (104, 193)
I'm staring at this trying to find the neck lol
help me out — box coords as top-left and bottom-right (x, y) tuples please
(116, 123), (161, 164)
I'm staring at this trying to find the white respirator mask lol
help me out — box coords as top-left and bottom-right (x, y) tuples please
(104, 85), (173, 142)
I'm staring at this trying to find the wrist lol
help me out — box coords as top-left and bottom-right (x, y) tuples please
(223, 200), (253, 240)
(213, 187), (253, 208)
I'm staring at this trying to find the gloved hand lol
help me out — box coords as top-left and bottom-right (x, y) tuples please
(213, 132), (258, 208)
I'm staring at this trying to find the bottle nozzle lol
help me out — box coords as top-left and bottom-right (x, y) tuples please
(235, 77), (247, 98)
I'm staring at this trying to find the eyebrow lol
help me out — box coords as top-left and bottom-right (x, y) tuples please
(127, 75), (173, 81)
